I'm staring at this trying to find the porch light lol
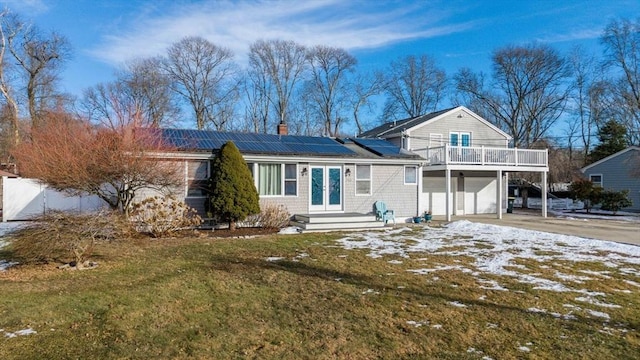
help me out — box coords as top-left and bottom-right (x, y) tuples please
(345, 168), (351, 177)
(301, 167), (308, 176)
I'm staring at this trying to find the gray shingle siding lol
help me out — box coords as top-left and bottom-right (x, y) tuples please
(582, 148), (640, 211)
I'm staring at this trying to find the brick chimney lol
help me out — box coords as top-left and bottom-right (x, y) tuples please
(277, 121), (288, 135)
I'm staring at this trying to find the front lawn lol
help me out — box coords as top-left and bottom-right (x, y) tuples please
(0, 222), (638, 359)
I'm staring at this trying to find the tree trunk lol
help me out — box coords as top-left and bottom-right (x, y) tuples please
(229, 220), (236, 231)
(522, 187), (529, 209)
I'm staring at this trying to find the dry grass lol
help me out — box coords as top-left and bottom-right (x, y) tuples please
(0, 230), (638, 359)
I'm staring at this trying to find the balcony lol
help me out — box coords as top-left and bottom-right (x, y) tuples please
(414, 145), (548, 168)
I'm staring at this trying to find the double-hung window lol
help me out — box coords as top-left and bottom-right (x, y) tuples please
(404, 166), (418, 185)
(257, 163), (297, 196)
(187, 160), (209, 197)
(355, 164), (371, 195)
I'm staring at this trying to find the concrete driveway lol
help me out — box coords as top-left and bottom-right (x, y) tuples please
(448, 212), (640, 246)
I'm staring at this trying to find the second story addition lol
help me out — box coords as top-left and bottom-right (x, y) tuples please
(360, 106), (548, 170)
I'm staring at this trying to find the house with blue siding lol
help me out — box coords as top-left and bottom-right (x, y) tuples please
(581, 146), (640, 212)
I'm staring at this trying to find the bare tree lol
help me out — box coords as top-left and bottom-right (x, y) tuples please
(240, 73), (270, 133)
(455, 43), (571, 147)
(82, 81), (145, 130)
(383, 54), (447, 120)
(350, 71), (384, 135)
(163, 36), (238, 130)
(120, 57), (180, 127)
(568, 47), (607, 164)
(0, 9), (20, 149)
(13, 110), (181, 216)
(601, 18), (640, 145)
(305, 45), (356, 136)
(6, 13), (71, 127)
(248, 39), (307, 128)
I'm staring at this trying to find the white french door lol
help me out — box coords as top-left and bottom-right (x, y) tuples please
(309, 165), (343, 212)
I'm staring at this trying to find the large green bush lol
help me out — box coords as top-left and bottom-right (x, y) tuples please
(207, 141), (260, 231)
(569, 179), (602, 213)
(600, 189), (632, 214)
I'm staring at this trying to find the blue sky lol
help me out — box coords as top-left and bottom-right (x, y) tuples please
(2, 0), (639, 133)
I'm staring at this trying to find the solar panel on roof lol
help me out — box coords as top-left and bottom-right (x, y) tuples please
(352, 138), (402, 156)
(157, 128), (358, 156)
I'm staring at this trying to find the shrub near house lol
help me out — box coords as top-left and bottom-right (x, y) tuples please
(206, 141), (260, 231)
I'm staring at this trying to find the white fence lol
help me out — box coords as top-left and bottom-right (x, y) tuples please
(2, 177), (107, 221)
(513, 197), (584, 210)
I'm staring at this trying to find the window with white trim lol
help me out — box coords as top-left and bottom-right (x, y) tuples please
(257, 163), (297, 196)
(450, 132), (471, 147)
(590, 174), (603, 187)
(429, 133), (443, 147)
(355, 164), (371, 195)
(187, 160), (209, 197)
(404, 166), (418, 185)
(284, 164), (297, 196)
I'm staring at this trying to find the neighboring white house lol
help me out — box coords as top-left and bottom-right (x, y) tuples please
(581, 146), (640, 212)
(359, 106), (550, 220)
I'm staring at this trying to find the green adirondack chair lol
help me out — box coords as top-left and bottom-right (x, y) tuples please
(374, 201), (396, 225)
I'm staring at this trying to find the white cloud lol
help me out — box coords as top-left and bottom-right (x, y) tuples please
(1, 0), (48, 13)
(89, 0), (476, 66)
(537, 28), (603, 44)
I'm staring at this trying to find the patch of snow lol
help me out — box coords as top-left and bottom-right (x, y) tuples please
(278, 226), (301, 234)
(624, 280), (640, 288)
(586, 309), (610, 319)
(265, 257), (284, 262)
(0, 222), (26, 238)
(0, 260), (18, 271)
(449, 301), (468, 308)
(518, 346), (531, 352)
(406, 320), (424, 327)
(388, 259), (403, 264)
(362, 289), (380, 295)
(554, 272), (593, 283)
(477, 279), (509, 291)
(4, 328), (37, 338)
(527, 307), (547, 314)
(1, 222), (26, 271)
(335, 220), (640, 298)
(575, 297), (621, 308)
(431, 324), (442, 329)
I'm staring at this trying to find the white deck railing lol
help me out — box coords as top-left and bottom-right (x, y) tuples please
(414, 145), (548, 167)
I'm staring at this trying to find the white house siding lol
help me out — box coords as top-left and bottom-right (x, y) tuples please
(421, 171), (501, 216)
(345, 163), (417, 219)
(408, 110), (508, 150)
(258, 163), (418, 219)
(582, 148), (640, 212)
(259, 162), (310, 215)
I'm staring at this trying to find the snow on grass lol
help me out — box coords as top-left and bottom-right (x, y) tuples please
(3, 328), (37, 338)
(278, 226), (301, 234)
(336, 220), (640, 319)
(0, 222), (26, 271)
(336, 221), (640, 292)
(265, 257), (285, 262)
